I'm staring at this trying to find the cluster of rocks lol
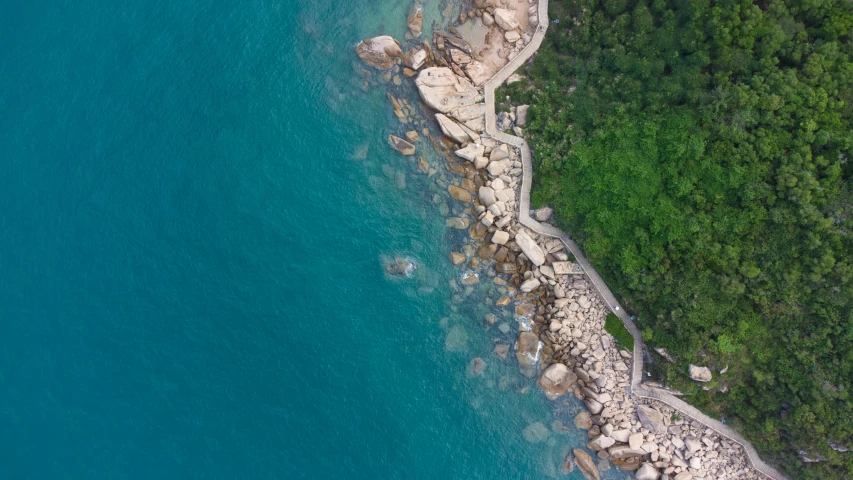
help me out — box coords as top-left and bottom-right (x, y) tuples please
(498, 214), (763, 480)
(355, 2), (769, 479)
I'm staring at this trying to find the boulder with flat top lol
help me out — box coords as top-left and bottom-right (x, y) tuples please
(415, 67), (482, 114)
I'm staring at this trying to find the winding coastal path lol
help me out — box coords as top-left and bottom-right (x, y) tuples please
(482, 2), (788, 479)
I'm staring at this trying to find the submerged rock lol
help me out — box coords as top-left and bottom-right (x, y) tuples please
(573, 449), (600, 480)
(522, 422), (550, 443)
(574, 411), (593, 430)
(383, 256), (418, 276)
(533, 206), (552, 222)
(355, 36), (403, 69)
(466, 357), (486, 376)
(448, 185), (473, 202)
(388, 135), (416, 155)
(516, 331), (540, 378)
(516, 104), (529, 126)
(407, 2), (423, 37)
(445, 325), (468, 352)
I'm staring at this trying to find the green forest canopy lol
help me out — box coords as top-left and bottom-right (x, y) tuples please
(501, 0), (853, 477)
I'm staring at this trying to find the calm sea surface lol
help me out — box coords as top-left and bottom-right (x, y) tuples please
(0, 1), (625, 478)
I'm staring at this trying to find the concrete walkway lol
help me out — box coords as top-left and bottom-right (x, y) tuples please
(481, 2), (787, 479)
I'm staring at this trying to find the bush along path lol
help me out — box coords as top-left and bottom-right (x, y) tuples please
(481, 1), (788, 478)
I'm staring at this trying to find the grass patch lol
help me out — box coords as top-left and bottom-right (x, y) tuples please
(604, 313), (634, 352)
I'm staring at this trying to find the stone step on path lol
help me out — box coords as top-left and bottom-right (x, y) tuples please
(479, 1), (788, 479)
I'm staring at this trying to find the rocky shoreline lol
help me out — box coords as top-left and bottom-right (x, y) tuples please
(356, 1), (766, 479)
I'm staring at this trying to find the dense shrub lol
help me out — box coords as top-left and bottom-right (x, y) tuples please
(604, 313), (634, 351)
(503, 0), (853, 477)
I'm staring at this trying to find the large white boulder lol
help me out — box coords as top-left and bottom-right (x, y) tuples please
(520, 278), (541, 293)
(450, 104), (486, 123)
(493, 8), (520, 31)
(515, 231), (546, 266)
(436, 114), (470, 143)
(689, 364), (713, 382)
(355, 36), (403, 69)
(635, 463), (660, 480)
(464, 60), (491, 86)
(455, 143), (484, 162)
(415, 67), (482, 113)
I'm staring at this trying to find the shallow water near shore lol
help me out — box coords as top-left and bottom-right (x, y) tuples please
(1, 0), (625, 478)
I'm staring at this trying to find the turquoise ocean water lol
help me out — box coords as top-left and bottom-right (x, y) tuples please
(0, 1), (625, 478)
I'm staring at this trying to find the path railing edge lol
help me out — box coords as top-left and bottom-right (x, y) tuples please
(479, 2), (788, 479)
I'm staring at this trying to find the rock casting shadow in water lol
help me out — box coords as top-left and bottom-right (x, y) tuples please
(381, 254), (418, 278)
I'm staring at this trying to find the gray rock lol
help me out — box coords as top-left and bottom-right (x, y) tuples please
(519, 278), (540, 293)
(533, 206), (552, 221)
(636, 405), (667, 435)
(489, 144), (510, 162)
(635, 463), (660, 480)
(407, 2), (423, 37)
(573, 449), (600, 480)
(445, 325), (468, 352)
(684, 436), (702, 453)
(516, 104), (529, 126)
(388, 135), (415, 156)
(478, 186), (496, 207)
(515, 231), (546, 266)
(522, 422), (550, 443)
